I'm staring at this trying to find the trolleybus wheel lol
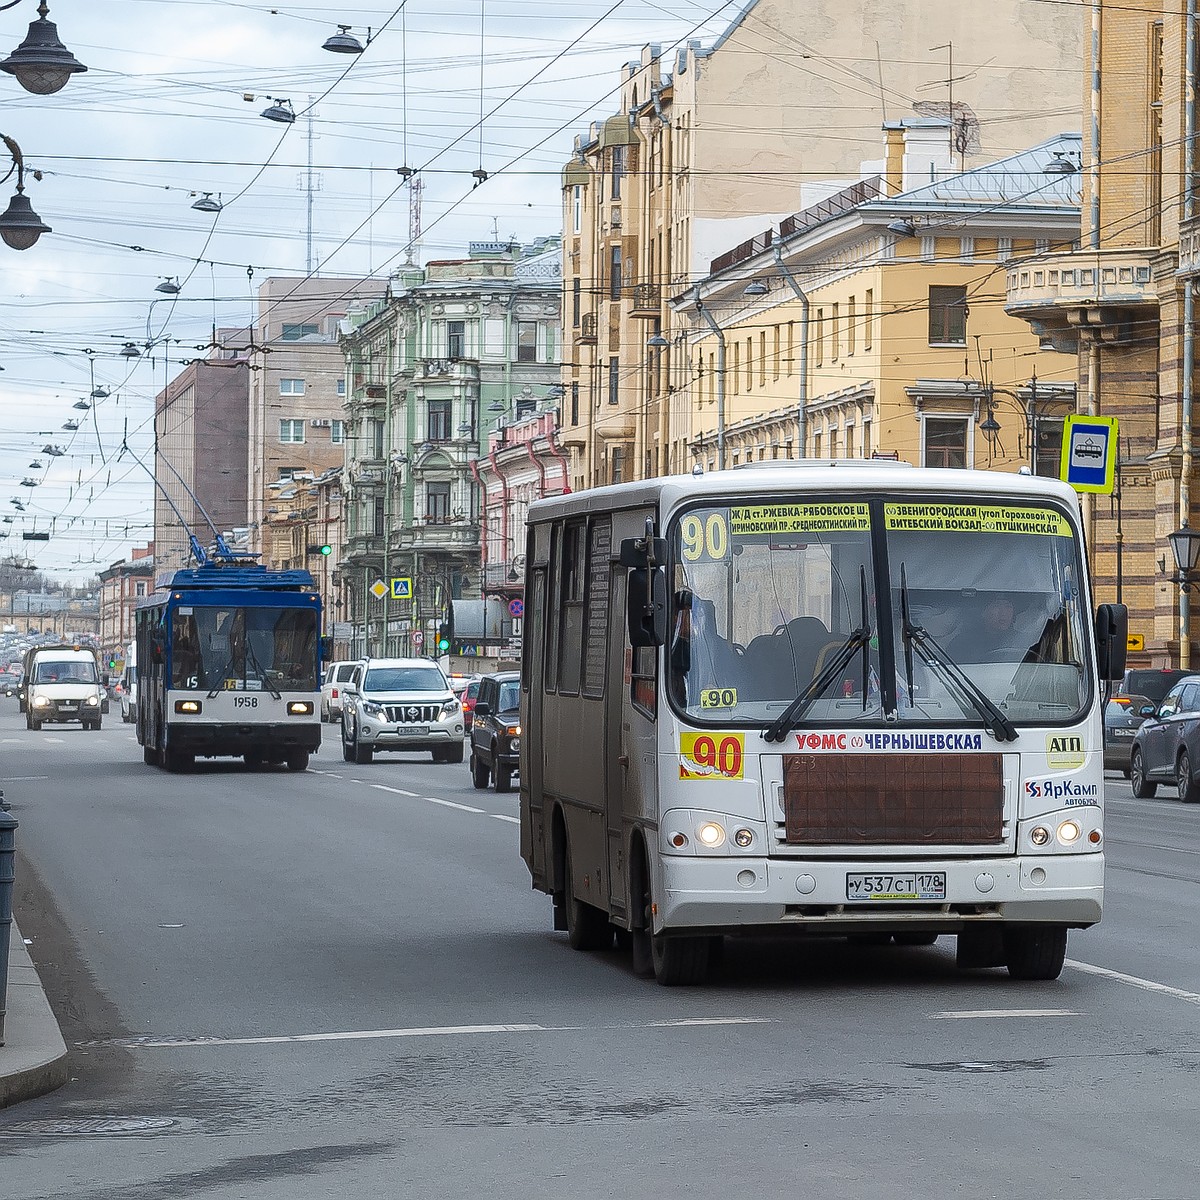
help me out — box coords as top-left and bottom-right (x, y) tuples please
(470, 753), (489, 789)
(286, 750), (309, 772)
(893, 932), (939, 946)
(1003, 925), (1067, 981)
(563, 840), (611, 952)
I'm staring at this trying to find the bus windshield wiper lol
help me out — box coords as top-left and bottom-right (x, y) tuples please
(899, 567), (1018, 743)
(764, 567), (872, 744)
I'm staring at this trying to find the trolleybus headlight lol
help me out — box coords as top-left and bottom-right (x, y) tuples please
(734, 828), (754, 848)
(1057, 819), (1082, 845)
(287, 701), (313, 716)
(697, 821), (726, 848)
(174, 700), (202, 714)
(1030, 825), (1051, 846)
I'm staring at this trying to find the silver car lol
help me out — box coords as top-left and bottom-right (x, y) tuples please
(340, 658), (465, 765)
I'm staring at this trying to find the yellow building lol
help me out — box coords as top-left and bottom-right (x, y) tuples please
(681, 128), (1081, 480)
(1005, 3), (1195, 666)
(560, 0), (1087, 492)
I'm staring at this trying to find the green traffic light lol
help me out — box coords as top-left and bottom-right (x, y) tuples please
(437, 638), (450, 651)
(320, 544), (332, 556)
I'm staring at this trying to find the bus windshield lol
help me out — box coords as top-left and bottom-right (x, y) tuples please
(171, 605), (319, 692)
(669, 497), (1088, 728)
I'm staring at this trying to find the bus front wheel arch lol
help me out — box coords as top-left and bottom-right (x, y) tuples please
(629, 837), (712, 986)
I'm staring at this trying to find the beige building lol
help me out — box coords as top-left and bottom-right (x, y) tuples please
(98, 544), (153, 661)
(561, 0), (1086, 491)
(1004, 4), (1194, 665)
(682, 128), (1081, 479)
(247, 276), (386, 568)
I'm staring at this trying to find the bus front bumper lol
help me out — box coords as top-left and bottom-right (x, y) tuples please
(170, 722), (321, 754)
(655, 853), (1103, 934)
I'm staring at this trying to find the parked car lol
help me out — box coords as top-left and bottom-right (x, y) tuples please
(1117, 668), (1197, 707)
(1104, 694), (1149, 776)
(468, 671), (521, 792)
(460, 677), (481, 718)
(321, 660), (361, 723)
(1130, 677), (1200, 801)
(340, 658), (465, 764)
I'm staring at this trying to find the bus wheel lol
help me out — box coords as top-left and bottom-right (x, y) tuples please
(564, 842), (610, 952)
(651, 931), (712, 986)
(166, 748), (192, 773)
(286, 751), (309, 772)
(1003, 926), (1067, 981)
(143, 743), (156, 766)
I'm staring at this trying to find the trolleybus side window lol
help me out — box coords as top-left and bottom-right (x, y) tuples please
(557, 520), (586, 695)
(582, 517), (612, 698)
(545, 526), (561, 694)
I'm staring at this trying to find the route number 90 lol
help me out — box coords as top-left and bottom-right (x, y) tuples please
(680, 512), (729, 562)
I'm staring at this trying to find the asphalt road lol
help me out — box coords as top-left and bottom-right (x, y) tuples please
(1, 705), (1198, 1199)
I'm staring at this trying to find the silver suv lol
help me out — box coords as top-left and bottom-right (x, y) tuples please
(340, 657), (465, 764)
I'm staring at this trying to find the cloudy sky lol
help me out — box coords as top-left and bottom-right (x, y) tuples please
(0, 0), (743, 581)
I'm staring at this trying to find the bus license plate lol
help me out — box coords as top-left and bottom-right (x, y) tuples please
(846, 872), (946, 902)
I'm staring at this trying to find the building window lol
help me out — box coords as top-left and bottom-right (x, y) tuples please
(373, 497), (385, 537)
(611, 145), (624, 200)
(428, 399), (451, 442)
(570, 381), (579, 424)
(831, 303), (840, 360)
(279, 378), (305, 396)
(772, 325), (781, 379)
(135, 581), (147, 597)
(572, 184), (582, 233)
(282, 323), (319, 340)
(759, 332), (767, 387)
(426, 482), (451, 523)
(813, 432), (822, 458)
(517, 321), (538, 363)
(813, 310), (823, 368)
(923, 417), (970, 468)
(572, 278), (581, 327)
(611, 445), (625, 484)
(1035, 419), (1065, 477)
(845, 423), (855, 458)
(928, 285), (967, 345)
(847, 296), (856, 355)
(786, 321), (795, 373)
(731, 341), (740, 394)
(366, 418), (384, 459)
(331, 419), (345, 444)
(608, 356), (620, 405)
(864, 289), (874, 350)
(337, 377), (346, 397)
(279, 419), (305, 444)
(609, 246), (622, 301)
(745, 336), (753, 391)
(448, 320), (466, 359)
(863, 420), (872, 457)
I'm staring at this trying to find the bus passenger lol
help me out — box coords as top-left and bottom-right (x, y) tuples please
(670, 590), (740, 706)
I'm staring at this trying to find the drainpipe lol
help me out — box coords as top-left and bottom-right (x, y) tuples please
(773, 243), (810, 457)
(525, 425), (549, 495)
(543, 430), (572, 494)
(1183, 0), (1197, 667)
(469, 455), (487, 600)
(694, 291), (726, 469)
(489, 442), (510, 585)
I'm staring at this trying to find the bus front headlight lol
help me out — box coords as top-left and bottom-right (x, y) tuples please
(697, 821), (726, 848)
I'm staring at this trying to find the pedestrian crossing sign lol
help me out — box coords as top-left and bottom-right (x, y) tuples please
(390, 577), (413, 600)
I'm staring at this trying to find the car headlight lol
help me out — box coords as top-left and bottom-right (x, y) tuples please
(509, 737), (521, 753)
(33, 696), (50, 707)
(441, 698), (460, 717)
(361, 700), (384, 717)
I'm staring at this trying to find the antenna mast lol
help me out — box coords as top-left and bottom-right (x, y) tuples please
(301, 94), (322, 273)
(406, 173), (423, 266)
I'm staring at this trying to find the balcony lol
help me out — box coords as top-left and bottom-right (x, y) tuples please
(630, 282), (660, 319)
(1005, 248), (1157, 348)
(391, 519), (480, 555)
(578, 313), (597, 344)
(341, 534), (385, 566)
(419, 358), (480, 381)
(484, 561), (524, 591)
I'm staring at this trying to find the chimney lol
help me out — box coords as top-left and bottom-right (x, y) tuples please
(884, 123), (905, 197)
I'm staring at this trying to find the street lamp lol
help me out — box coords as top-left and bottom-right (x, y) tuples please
(0, 132), (49, 249)
(1168, 524), (1200, 589)
(191, 192), (223, 213)
(322, 25), (369, 54)
(261, 97), (296, 125)
(0, 1), (86, 96)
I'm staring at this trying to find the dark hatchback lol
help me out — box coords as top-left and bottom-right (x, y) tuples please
(1130, 677), (1200, 802)
(468, 671), (521, 793)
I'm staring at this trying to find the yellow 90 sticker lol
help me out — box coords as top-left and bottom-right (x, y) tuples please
(700, 687), (738, 709)
(679, 732), (745, 781)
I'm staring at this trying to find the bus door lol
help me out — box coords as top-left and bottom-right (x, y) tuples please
(521, 566), (548, 886)
(605, 567), (628, 920)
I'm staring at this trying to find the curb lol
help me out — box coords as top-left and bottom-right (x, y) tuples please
(1, 920), (69, 1109)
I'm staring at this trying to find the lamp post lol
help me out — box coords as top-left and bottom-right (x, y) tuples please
(0, 132), (48, 249)
(693, 291), (726, 469)
(1168, 523), (1200, 668)
(0, 1), (86, 95)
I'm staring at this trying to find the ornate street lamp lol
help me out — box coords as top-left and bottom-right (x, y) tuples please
(0, 0), (86, 95)
(0, 131), (49, 249)
(1168, 524), (1200, 590)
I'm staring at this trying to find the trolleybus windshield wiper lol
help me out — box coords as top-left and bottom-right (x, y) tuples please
(764, 568), (872, 744)
(898, 567), (1018, 743)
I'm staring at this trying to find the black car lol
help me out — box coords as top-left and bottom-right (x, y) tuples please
(1130, 677), (1200, 801)
(1104, 695), (1149, 776)
(468, 671), (521, 793)
(1117, 668), (1197, 707)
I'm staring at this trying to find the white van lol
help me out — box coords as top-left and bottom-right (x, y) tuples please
(25, 646), (105, 731)
(120, 640), (137, 724)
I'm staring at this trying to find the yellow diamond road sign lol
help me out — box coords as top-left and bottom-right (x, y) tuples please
(369, 579), (388, 599)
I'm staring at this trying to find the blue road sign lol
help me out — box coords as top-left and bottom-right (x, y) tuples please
(1060, 415), (1118, 494)
(390, 577), (413, 600)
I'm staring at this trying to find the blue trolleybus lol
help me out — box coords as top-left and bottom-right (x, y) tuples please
(134, 564), (323, 772)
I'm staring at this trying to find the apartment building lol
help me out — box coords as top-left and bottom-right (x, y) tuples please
(561, 0), (1087, 490)
(98, 544), (154, 660)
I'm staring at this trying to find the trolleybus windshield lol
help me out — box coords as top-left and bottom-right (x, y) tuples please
(170, 606), (319, 692)
(668, 497), (1089, 729)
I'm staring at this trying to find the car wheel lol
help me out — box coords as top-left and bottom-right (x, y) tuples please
(354, 738), (373, 765)
(1179, 750), (1200, 803)
(1130, 749), (1157, 798)
(341, 718), (355, 763)
(286, 750), (309, 772)
(1003, 925), (1068, 981)
(470, 752), (489, 790)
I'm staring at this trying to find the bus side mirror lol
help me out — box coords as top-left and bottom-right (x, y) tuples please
(628, 567), (668, 647)
(1095, 602), (1128, 682)
(319, 635), (333, 662)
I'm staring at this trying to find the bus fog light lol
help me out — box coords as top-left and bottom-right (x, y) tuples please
(1030, 826), (1051, 846)
(697, 821), (726, 847)
(669, 831), (688, 849)
(1057, 820), (1081, 845)
(734, 828), (753, 848)
(1088, 829), (1102, 845)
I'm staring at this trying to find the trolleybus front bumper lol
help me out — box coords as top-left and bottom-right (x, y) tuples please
(654, 852), (1103, 934)
(169, 722), (321, 755)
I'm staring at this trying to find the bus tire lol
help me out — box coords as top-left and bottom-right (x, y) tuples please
(1130, 749), (1157, 798)
(1003, 925), (1067, 981)
(630, 847), (654, 976)
(470, 753), (489, 789)
(286, 751), (309, 772)
(143, 744), (156, 766)
(564, 841), (610, 952)
(651, 932), (711, 987)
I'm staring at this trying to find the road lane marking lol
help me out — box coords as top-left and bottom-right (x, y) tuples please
(369, 784), (418, 796)
(426, 797), (484, 813)
(492, 814), (520, 824)
(44, 737), (64, 743)
(84, 1015), (773, 1050)
(1, 775), (49, 781)
(930, 1009), (1081, 1020)
(1066, 959), (1200, 1006)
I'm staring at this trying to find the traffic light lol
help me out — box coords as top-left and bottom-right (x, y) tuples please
(108, 657), (118, 670)
(437, 622), (451, 653)
(319, 544), (332, 556)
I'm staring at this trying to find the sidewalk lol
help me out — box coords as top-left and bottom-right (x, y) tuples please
(1, 920), (68, 1108)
